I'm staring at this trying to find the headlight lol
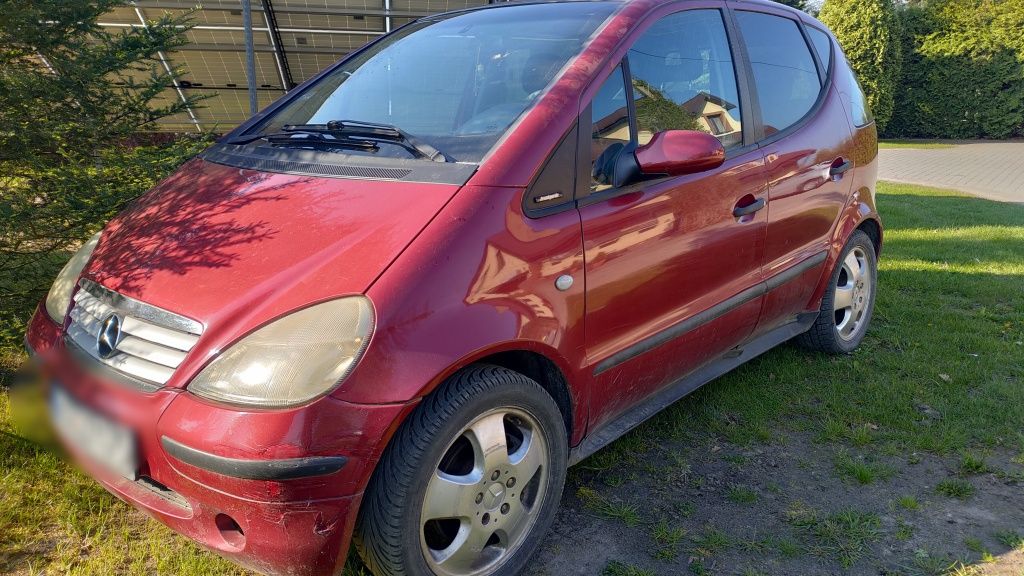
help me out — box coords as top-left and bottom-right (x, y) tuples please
(188, 297), (374, 407)
(45, 232), (102, 323)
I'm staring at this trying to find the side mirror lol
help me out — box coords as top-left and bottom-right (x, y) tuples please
(634, 130), (725, 177)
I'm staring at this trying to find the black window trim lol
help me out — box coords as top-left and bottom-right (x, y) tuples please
(573, 4), (759, 207)
(521, 121), (583, 219)
(728, 7), (836, 150)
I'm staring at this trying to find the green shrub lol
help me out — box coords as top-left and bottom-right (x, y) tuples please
(820, 0), (903, 133)
(0, 1), (211, 352)
(888, 0), (1024, 139)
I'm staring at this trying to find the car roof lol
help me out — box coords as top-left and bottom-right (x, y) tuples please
(425, 0), (809, 24)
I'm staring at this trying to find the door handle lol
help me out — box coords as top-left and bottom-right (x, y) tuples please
(733, 197), (766, 217)
(829, 159), (853, 180)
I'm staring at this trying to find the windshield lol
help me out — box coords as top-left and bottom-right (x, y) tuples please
(247, 2), (617, 163)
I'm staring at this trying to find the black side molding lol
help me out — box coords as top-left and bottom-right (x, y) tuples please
(594, 283), (766, 375)
(161, 436), (347, 481)
(593, 250), (828, 376)
(765, 251), (827, 291)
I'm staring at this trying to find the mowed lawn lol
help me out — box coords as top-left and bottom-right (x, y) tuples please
(1, 182), (1022, 575)
(878, 140), (957, 150)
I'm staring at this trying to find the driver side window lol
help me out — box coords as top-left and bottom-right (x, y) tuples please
(589, 9), (744, 191)
(628, 10), (743, 148)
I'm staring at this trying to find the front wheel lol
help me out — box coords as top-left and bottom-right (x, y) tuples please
(355, 364), (568, 576)
(798, 230), (877, 354)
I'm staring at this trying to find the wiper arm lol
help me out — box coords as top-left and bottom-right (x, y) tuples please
(282, 120), (450, 162)
(224, 131), (379, 152)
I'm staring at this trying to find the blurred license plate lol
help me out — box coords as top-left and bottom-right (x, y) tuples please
(49, 385), (138, 479)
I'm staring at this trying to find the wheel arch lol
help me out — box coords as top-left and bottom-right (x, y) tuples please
(473, 350), (574, 442)
(416, 343), (581, 447)
(856, 216), (883, 259)
(806, 196), (882, 311)
(347, 342), (582, 540)
(350, 344), (579, 533)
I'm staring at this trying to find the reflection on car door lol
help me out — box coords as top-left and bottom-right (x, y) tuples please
(578, 8), (768, 430)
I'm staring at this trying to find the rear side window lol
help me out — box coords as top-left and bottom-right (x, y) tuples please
(735, 11), (821, 136)
(806, 27), (833, 73)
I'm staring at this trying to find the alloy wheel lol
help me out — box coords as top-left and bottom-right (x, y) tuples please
(833, 246), (872, 341)
(420, 407), (548, 576)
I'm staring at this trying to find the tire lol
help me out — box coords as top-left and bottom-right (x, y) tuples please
(797, 230), (877, 354)
(355, 364), (568, 576)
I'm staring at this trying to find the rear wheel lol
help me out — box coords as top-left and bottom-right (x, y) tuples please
(798, 230), (877, 354)
(355, 364), (567, 576)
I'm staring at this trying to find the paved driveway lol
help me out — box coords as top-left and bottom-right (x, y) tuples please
(878, 141), (1024, 202)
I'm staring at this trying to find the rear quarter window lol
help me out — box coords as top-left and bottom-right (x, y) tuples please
(840, 62), (874, 127)
(806, 26), (833, 74)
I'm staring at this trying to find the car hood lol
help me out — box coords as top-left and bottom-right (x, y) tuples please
(83, 158), (459, 331)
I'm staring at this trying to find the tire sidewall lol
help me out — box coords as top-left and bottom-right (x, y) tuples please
(825, 231), (877, 353)
(398, 371), (568, 576)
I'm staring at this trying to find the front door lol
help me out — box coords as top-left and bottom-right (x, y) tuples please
(578, 7), (768, 429)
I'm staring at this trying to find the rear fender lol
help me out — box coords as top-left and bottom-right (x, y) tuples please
(806, 190), (881, 311)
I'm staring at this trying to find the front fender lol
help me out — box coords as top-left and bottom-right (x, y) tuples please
(333, 185), (589, 441)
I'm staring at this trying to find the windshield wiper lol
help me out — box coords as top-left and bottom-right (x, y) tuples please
(224, 129), (372, 147)
(227, 120), (450, 162)
(227, 130), (379, 153)
(288, 120), (449, 162)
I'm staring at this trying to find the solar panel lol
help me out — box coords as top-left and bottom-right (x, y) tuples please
(97, 0), (490, 131)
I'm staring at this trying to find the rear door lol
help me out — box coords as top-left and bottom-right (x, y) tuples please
(577, 5), (769, 429)
(730, 8), (857, 332)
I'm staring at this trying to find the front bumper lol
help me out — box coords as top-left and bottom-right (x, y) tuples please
(25, 305), (414, 576)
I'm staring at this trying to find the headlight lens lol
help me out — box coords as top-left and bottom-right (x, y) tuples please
(188, 297), (374, 407)
(45, 232), (101, 323)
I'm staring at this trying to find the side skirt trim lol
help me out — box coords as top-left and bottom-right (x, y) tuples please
(569, 312), (817, 465)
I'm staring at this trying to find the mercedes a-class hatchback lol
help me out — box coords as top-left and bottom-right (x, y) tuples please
(26, 0), (881, 574)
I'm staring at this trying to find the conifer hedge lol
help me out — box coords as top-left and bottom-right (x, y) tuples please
(819, 0), (1024, 139)
(888, 0), (1024, 139)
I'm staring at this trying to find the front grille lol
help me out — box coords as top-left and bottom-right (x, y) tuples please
(65, 279), (203, 389)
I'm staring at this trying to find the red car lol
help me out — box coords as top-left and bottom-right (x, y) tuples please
(26, 0), (880, 574)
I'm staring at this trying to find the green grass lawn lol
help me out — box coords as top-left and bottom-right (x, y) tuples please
(878, 140), (957, 149)
(2, 182), (1022, 575)
(688, 182), (1022, 452)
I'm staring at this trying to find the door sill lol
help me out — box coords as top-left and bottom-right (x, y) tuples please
(568, 312), (817, 465)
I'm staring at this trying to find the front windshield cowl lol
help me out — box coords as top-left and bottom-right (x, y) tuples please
(231, 2), (618, 165)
